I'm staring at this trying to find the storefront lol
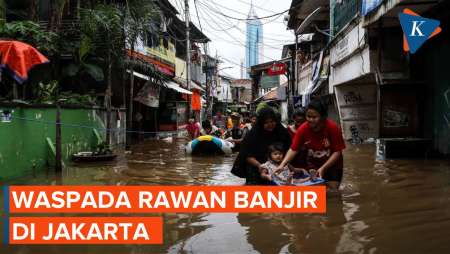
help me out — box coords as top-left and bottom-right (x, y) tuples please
(127, 71), (161, 140)
(408, 2), (450, 155)
(158, 81), (192, 132)
(330, 23), (379, 141)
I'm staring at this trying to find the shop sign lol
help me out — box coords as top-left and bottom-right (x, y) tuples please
(267, 63), (286, 76)
(134, 81), (160, 108)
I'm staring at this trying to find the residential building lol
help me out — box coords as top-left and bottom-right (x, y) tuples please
(286, 0), (449, 156)
(285, 0), (339, 123)
(230, 79), (252, 113)
(214, 75), (234, 114)
(361, 0), (449, 156)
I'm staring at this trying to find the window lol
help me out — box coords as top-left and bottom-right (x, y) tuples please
(146, 32), (159, 48)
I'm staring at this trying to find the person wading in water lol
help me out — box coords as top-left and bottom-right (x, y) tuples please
(276, 100), (346, 191)
(235, 107), (291, 185)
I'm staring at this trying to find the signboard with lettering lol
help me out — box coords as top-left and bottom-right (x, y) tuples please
(330, 24), (366, 65)
(260, 73), (280, 89)
(176, 102), (188, 129)
(267, 63), (287, 76)
(134, 81), (160, 108)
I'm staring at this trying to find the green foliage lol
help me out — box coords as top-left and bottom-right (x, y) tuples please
(256, 102), (269, 115)
(0, 21), (58, 54)
(80, 4), (123, 60)
(59, 91), (97, 106)
(57, 1), (162, 106)
(34, 80), (59, 104)
(62, 60), (104, 82)
(0, 0), (5, 25)
(82, 63), (104, 82)
(62, 63), (81, 77)
(256, 102), (279, 116)
(33, 80), (97, 106)
(75, 4), (126, 86)
(125, 0), (160, 49)
(79, 36), (92, 62)
(94, 141), (112, 155)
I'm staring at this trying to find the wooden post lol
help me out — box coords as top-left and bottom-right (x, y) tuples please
(22, 83), (26, 99)
(12, 82), (18, 99)
(105, 50), (112, 146)
(127, 61), (135, 148)
(55, 101), (62, 173)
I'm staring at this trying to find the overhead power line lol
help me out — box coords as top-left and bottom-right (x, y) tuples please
(202, 1), (294, 44)
(235, 0), (285, 16)
(197, 3), (290, 52)
(193, 0), (203, 32)
(207, 0), (286, 24)
(197, 0), (290, 21)
(197, 3), (279, 60)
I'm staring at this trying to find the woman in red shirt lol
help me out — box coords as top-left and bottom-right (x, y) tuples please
(186, 118), (200, 140)
(276, 100), (346, 191)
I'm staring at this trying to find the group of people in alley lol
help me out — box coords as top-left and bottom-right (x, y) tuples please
(186, 99), (345, 191)
(186, 111), (256, 150)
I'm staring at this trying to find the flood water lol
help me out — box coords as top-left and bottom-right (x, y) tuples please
(1, 137), (450, 254)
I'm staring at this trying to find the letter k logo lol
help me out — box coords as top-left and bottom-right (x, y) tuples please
(410, 21), (426, 37)
(399, 9), (442, 54)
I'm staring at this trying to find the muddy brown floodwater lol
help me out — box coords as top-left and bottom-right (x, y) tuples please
(1, 137), (450, 254)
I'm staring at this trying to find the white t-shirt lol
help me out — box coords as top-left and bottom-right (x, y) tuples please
(261, 160), (291, 185)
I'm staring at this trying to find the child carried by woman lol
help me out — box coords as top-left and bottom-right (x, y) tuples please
(260, 143), (322, 186)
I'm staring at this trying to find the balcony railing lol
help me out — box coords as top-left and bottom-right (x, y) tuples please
(333, 0), (362, 35)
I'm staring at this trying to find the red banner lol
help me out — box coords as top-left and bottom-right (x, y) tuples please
(267, 63), (287, 76)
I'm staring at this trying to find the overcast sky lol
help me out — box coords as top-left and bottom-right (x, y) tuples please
(169, 0), (295, 78)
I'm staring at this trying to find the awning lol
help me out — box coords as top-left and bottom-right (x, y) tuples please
(263, 88), (278, 101)
(190, 81), (205, 92)
(362, 0), (437, 27)
(164, 81), (192, 95)
(127, 70), (150, 81)
(173, 77), (205, 92)
(253, 93), (265, 103)
(362, 0), (402, 26)
(253, 87), (280, 103)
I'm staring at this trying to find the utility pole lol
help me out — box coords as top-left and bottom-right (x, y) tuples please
(292, 34), (298, 111)
(215, 51), (219, 115)
(185, 0), (192, 116)
(204, 43), (211, 121)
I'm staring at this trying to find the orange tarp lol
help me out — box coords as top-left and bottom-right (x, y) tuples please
(0, 40), (49, 84)
(191, 90), (201, 110)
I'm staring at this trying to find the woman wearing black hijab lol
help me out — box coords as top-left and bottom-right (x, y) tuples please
(235, 107), (291, 185)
